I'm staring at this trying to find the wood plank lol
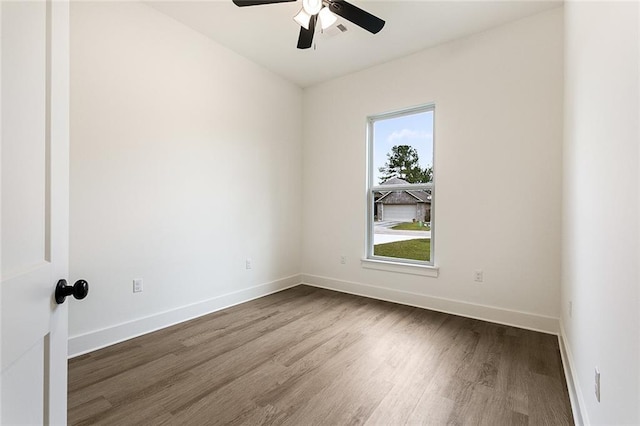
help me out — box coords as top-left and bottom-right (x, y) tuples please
(68, 285), (573, 425)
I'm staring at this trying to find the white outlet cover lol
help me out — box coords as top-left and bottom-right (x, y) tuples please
(133, 279), (143, 293)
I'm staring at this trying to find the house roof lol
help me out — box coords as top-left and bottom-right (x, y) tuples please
(376, 177), (431, 204)
(382, 177), (410, 185)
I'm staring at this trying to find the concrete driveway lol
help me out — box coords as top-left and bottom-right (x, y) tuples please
(373, 221), (431, 245)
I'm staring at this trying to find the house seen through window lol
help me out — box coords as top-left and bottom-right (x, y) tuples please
(367, 105), (434, 265)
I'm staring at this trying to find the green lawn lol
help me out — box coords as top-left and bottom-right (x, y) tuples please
(391, 222), (430, 231)
(374, 238), (430, 262)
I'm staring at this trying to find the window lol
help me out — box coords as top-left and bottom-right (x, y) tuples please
(366, 105), (435, 268)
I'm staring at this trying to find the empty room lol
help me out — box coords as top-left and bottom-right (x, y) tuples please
(1, 0), (639, 425)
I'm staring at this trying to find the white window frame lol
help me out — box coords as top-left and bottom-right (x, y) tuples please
(363, 104), (437, 276)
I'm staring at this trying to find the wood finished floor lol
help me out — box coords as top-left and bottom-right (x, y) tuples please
(68, 285), (573, 425)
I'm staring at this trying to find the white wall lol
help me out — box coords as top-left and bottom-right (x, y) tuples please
(301, 8), (564, 332)
(562, 1), (640, 424)
(69, 2), (303, 354)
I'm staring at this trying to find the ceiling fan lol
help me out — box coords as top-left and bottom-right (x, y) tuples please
(232, 0), (385, 49)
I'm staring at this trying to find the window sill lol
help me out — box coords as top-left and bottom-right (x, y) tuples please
(360, 258), (439, 277)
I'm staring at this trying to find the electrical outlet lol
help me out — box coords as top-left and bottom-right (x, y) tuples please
(340, 256), (346, 264)
(245, 258), (252, 270)
(595, 367), (601, 402)
(133, 278), (143, 293)
(474, 270), (484, 282)
(569, 301), (573, 318)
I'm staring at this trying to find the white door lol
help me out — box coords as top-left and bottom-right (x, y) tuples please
(383, 204), (416, 222)
(1, 1), (71, 424)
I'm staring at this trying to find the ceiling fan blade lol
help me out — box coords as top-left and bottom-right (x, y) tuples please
(232, 0), (296, 6)
(297, 14), (317, 49)
(328, 0), (385, 34)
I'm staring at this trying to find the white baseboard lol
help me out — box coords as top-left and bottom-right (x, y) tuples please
(69, 272), (561, 357)
(301, 273), (559, 334)
(559, 321), (589, 426)
(68, 274), (302, 358)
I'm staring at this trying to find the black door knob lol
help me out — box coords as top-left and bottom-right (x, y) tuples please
(55, 279), (89, 304)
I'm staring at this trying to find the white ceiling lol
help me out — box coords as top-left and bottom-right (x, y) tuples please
(148, 0), (561, 87)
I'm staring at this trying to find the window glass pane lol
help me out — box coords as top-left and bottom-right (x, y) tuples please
(370, 108), (433, 263)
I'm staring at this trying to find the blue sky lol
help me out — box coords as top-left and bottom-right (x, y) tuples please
(373, 110), (434, 183)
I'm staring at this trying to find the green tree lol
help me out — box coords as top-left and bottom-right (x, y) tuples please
(378, 145), (432, 184)
(419, 165), (433, 183)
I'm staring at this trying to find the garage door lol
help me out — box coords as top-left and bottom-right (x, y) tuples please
(383, 205), (416, 221)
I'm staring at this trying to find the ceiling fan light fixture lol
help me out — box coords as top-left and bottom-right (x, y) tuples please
(302, 0), (322, 16)
(293, 8), (312, 29)
(318, 6), (337, 30)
